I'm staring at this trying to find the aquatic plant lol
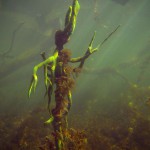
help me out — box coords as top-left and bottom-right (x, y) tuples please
(28, 0), (99, 149)
(27, 0), (120, 149)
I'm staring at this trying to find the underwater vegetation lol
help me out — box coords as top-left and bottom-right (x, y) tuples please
(28, 0), (98, 149)
(27, 0), (120, 148)
(0, 0), (150, 149)
(0, 85), (150, 150)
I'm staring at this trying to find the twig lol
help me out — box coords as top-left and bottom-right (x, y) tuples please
(0, 22), (24, 58)
(100, 25), (120, 47)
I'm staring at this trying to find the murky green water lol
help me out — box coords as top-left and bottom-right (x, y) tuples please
(0, 0), (150, 149)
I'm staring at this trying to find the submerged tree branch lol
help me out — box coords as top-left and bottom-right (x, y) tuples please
(0, 22), (24, 59)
